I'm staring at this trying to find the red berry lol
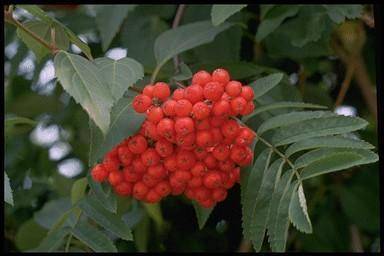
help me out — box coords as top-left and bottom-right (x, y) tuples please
(184, 84), (204, 104)
(176, 132), (195, 147)
(188, 176), (203, 188)
(147, 106), (164, 124)
(204, 154), (218, 169)
(200, 198), (215, 208)
(192, 102), (211, 120)
(147, 164), (167, 179)
(195, 118), (211, 130)
(123, 166), (140, 182)
(221, 119), (240, 139)
(103, 157), (120, 172)
(162, 99), (177, 117)
(203, 171), (222, 189)
(176, 150), (196, 170)
(155, 139), (174, 157)
(192, 70), (211, 87)
(157, 118), (175, 141)
(155, 181), (171, 197)
(191, 161), (207, 176)
(212, 143), (230, 161)
(174, 170), (192, 183)
(141, 120), (160, 140)
(164, 155), (178, 172)
(218, 159), (235, 172)
(146, 190), (161, 203)
(235, 127), (256, 146)
(211, 128), (223, 145)
(241, 86), (254, 101)
(133, 94), (152, 113)
(184, 188), (196, 200)
(143, 84), (154, 98)
(128, 135), (148, 154)
(174, 117), (194, 135)
(231, 167), (241, 182)
(230, 96), (247, 115)
(141, 148), (160, 166)
(91, 164), (108, 182)
(212, 68), (230, 85)
(114, 182), (132, 196)
(212, 188), (227, 202)
(225, 81), (242, 97)
(194, 146), (208, 160)
(153, 82), (171, 100)
(142, 173), (160, 188)
(204, 81), (224, 102)
(133, 182), (149, 200)
(108, 171), (124, 186)
(172, 88), (185, 100)
(132, 157), (147, 174)
(195, 187), (211, 202)
(195, 130), (213, 148)
(230, 145), (248, 164)
(117, 146), (133, 166)
(210, 116), (226, 127)
(241, 101), (255, 116)
(175, 99), (193, 117)
(212, 100), (230, 116)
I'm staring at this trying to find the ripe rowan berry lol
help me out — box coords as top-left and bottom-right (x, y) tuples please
(212, 100), (230, 116)
(212, 143), (230, 161)
(146, 190), (162, 203)
(204, 81), (224, 101)
(221, 119), (240, 139)
(162, 99), (177, 117)
(184, 188), (196, 200)
(241, 86), (254, 101)
(123, 166), (141, 182)
(235, 127), (255, 146)
(192, 70), (211, 86)
(155, 139), (174, 157)
(188, 176), (203, 188)
(148, 164), (167, 179)
(155, 181), (171, 197)
(194, 187), (211, 202)
(147, 106), (164, 124)
(176, 150), (196, 170)
(204, 154), (218, 169)
(195, 118), (211, 130)
(143, 84), (154, 98)
(203, 171), (222, 189)
(164, 155), (178, 172)
(172, 88), (185, 100)
(212, 188), (227, 202)
(240, 101), (255, 115)
(184, 84), (204, 104)
(210, 116), (226, 127)
(230, 145), (248, 164)
(176, 132), (195, 147)
(175, 99), (193, 117)
(157, 118), (175, 141)
(174, 117), (194, 135)
(212, 68), (230, 85)
(194, 146), (208, 160)
(141, 148), (160, 166)
(218, 159), (235, 172)
(230, 96), (247, 115)
(91, 164), (108, 182)
(128, 135), (148, 154)
(192, 102), (211, 120)
(225, 81), (242, 97)
(103, 157), (120, 172)
(200, 198), (215, 208)
(153, 82), (171, 100)
(196, 130), (213, 148)
(133, 182), (149, 200)
(114, 182), (132, 196)
(108, 171), (124, 186)
(141, 120), (160, 140)
(211, 128), (224, 145)
(142, 173), (160, 188)
(117, 146), (133, 166)
(133, 94), (152, 113)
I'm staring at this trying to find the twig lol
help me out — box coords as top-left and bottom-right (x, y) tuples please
(350, 225), (364, 252)
(334, 58), (356, 108)
(171, 4), (186, 74)
(129, 86), (143, 94)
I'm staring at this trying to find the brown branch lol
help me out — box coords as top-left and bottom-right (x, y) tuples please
(172, 4), (186, 73)
(334, 59), (356, 108)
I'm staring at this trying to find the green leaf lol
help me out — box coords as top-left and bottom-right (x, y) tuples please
(15, 219), (47, 251)
(256, 5), (300, 42)
(271, 115), (368, 146)
(142, 203), (165, 231)
(289, 184), (312, 233)
(94, 57), (144, 101)
(34, 198), (75, 229)
(249, 159), (284, 252)
(241, 149), (273, 239)
(77, 196), (133, 240)
(87, 175), (117, 213)
(71, 221), (118, 252)
(54, 51), (114, 135)
(71, 177), (88, 205)
(251, 73), (284, 99)
(17, 20), (69, 62)
(257, 111), (335, 135)
(4, 171), (13, 206)
(193, 201), (214, 229)
(243, 102), (326, 122)
(299, 149), (378, 180)
(211, 4), (247, 26)
(95, 5), (136, 51)
(173, 62), (193, 81)
(285, 135), (374, 157)
(154, 20), (232, 69)
(88, 97), (145, 166)
(17, 5), (55, 24)
(61, 25), (93, 60)
(323, 5), (363, 23)
(133, 215), (150, 252)
(267, 170), (296, 252)
(32, 227), (70, 252)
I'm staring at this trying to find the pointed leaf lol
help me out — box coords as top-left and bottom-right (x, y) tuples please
(243, 102), (326, 122)
(241, 149), (273, 239)
(94, 57), (144, 101)
(324, 5), (363, 24)
(250, 159), (284, 251)
(257, 111), (334, 135)
(193, 201), (214, 229)
(54, 51), (114, 134)
(88, 97), (145, 166)
(71, 221), (118, 252)
(289, 184), (312, 233)
(95, 5), (136, 51)
(32, 227), (70, 252)
(154, 20), (232, 68)
(4, 172), (13, 206)
(77, 196), (133, 240)
(251, 73), (284, 99)
(173, 62), (193, 81)
(17, 5), (55, 24)
(271, 115), (368, 146)
(34, 198), (75, 229)
(87, 175), (117, 213)
(71, 177), (88, 205)
(211, 5), (247, 26)
(285, 135), (374, 157)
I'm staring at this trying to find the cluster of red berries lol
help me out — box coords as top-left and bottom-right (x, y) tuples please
(91, 68), (256, 208)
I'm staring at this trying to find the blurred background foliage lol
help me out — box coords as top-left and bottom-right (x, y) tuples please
(4, 4), (379, 252)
